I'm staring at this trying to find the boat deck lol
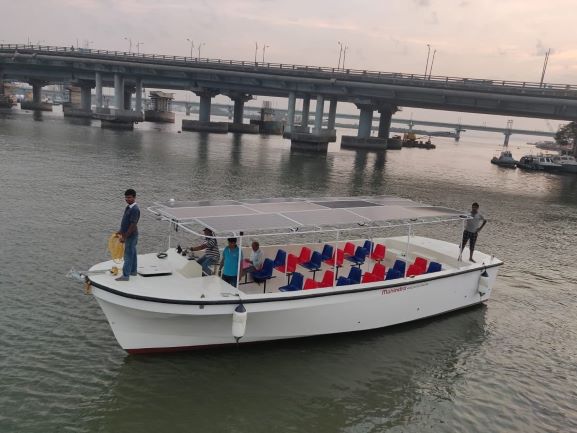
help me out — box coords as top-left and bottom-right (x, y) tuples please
(88, 236), (496, 301)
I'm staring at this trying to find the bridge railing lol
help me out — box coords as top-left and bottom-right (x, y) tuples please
(2, 44), (577, 97)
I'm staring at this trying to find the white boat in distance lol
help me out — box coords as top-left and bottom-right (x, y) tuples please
(84, 196), (503, 354)
(551, 154), (577, 173)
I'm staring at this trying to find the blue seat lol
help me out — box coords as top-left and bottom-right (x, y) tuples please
(301, 251), (323, 274)
(273, 249), (287, 269)
(385, 269), (402, 280)
(320, 244), (334, 261)
(363, 240), (373, 254)
(426, 262), (442, 273)
(346, 246), (367, 267)
(252, 258), (275, 293)
(336, 277), (351, 286)
(393, 259), (406, 276)
(279, 272), (304, 292)
(343, 266), (362, 285)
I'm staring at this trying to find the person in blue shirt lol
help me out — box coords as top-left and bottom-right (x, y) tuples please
(116, 189), (140, 281)
(219, 238), (242, 287)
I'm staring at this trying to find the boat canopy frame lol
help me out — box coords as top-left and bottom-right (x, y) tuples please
(147, 195), (470, 239)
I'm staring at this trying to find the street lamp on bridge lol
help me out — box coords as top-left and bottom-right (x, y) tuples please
(136, 41), (144, 54)
(428, 49), (436, 79)
(342, 45), (349, 69)
(197, 42), (205, 59)
(124, 37), (132, 53)
(337, 41), (343, 69)
(262, 44), (270, 63)
(424, 44), (431, 78)
(186, 38), (194, 59)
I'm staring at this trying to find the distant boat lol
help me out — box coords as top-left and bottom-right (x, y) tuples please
(517, 154), (562, 172)
(491, 150), (517, 168)
(551, 154), (577, 173)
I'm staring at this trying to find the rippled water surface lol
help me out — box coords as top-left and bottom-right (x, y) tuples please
(1, 109), (576, 433)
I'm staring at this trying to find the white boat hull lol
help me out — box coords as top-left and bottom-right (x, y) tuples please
(91, 262), (500, 353)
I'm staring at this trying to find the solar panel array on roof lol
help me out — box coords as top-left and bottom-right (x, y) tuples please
(150, 196), (467, 234)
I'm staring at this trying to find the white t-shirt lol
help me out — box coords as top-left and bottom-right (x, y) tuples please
(465, 212), (486, 232)
(250, 249), (264, 270)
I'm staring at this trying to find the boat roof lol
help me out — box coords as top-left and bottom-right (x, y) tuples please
(149, 196), (468, 237)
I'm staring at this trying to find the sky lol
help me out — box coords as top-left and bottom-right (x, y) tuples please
(2, 0), (576, 131)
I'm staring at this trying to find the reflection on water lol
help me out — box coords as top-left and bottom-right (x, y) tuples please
(1, 109), (577, 433)
(92, 307), (487, 433)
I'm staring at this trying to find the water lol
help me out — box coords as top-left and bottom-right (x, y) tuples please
(1, 109), (577, 433)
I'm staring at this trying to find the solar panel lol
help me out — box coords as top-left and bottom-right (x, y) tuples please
(153, 196), (467, 235)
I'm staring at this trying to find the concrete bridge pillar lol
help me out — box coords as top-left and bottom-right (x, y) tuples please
(341, 101), (389, 151)
(135, 78), (143, 114)
(182, 89), (228, 133)
(357, 104), (374, 138)
(21, 80), (52, 112)
(226, 93), (258, 133)
(196, 89), (219, 122)
(285, 92), (296, 134)
(114, 73), (124, 111)
(503, 132), (512, 147)
(377, 105), (397, 140)
(314, 95), (324, 134)
(327, 99), (337, 131)
(301, 95), (311, 130)
(0, 68), (11, 108)
(95, 72), (103, 111)
(124, 85), (134, 110)
(80, 83), (92, 112)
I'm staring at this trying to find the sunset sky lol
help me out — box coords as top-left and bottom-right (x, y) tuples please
(3, 0), (575, 129)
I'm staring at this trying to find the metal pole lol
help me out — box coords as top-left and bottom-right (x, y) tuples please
(262, 45), (269, 63)
(428, 49), (436, 79)
(236, 234), (243, 289)
(424, 44), (431, 78)
(342, 46), (349, 69)
(254, 42), (258, 63)
(337, 41), (343, 69)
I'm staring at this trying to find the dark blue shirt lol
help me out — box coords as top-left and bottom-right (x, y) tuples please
(120, 204), (140, 237)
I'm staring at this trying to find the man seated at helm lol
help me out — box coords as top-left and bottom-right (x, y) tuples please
(189, 227), (220, 276)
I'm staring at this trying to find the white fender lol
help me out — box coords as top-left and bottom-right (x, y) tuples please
(478, 270), (490, 296)
(232, 304), (248, 341)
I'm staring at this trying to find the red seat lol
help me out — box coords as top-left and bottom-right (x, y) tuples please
(362, 273), (378, 283)
(407, 264), (425, 277)
(370, 263), (386, 281)
(370, 244), (386, 262)
(296, 247), (312, 265)
(275, 254), (298, 274)
(343, 242), (356, 257)
(318, 270), (335, 288)
(413, 256), (428, 270)
(303, 278), (319, 290)
(325, 249), (344, 267)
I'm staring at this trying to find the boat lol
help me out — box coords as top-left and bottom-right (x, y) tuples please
(551, 153), (577, 173)
(517, 154), (562, 171)
(490, 150), (517, 168)
(78, 196), (503, 354)
(402, 132), (436, 149)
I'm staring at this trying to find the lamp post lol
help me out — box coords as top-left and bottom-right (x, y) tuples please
(124, 37), (132, 53)
(342, 45), (349, 69)
(197, 42), (205, 59)
(262, 44), (270, 63)
(186, 38), (194, 59)
(428, 49), (436, 79)
(136, 41), (143, 54)
(254, 42), (258, 63)
(337, 41), (343, 69)
(424, 44), (431, 78)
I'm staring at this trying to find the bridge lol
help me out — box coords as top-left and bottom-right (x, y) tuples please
(1, 44), (574, 151)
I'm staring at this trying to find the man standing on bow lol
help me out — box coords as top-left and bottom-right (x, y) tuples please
(116, 189), (140, 281)
(459, 202), (487, 263)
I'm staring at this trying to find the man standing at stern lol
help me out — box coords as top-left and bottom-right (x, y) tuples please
(116, 189), (140, 281)
(459, 202), (487, 263)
